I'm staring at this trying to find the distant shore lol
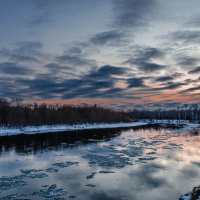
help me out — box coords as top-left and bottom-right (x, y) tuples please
(0, 120), (199, 137)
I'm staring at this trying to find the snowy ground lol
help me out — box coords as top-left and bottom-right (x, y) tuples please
(0, 122), (147, 136)
(0, 120), (199, 136)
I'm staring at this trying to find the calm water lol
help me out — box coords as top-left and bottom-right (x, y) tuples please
(0, 126), (200, 200)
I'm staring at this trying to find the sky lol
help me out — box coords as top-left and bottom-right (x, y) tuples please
(0, 0), (200, 110)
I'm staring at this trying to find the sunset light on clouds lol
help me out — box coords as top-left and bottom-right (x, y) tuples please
(0, 0), (200, 109)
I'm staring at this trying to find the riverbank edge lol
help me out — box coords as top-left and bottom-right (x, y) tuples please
(0, 120), (199, 137)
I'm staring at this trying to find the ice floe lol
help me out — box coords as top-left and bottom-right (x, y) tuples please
(0, 175), (26, 193)
(83, 154), (132, 168)
(52, 161), (79, 168)
(33, 184), (67, 199)
(20, 169), (48, 179)
(85, 184), (96, 187)
(45, 168), (59, 173)
(86, 172), (96, 179)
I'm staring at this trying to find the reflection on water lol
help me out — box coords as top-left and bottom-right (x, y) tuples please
(0, 126), (199, 200)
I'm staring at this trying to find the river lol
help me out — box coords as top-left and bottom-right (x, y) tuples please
(0, 125), (199, 200)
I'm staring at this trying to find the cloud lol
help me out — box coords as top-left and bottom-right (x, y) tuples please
(176, 56), (200, 68)
(184, 16), (200, 27)
(56, 54), (96, 67)
(44, 62), (81, 79)
(155, 73), (182, 82)
(13, 65), (131, 99)
(123, 46), (166, 72)
(89, 65), (127, 77)
(29, 0), (64, 26)
(179, 85), (200, 94)
(139, 62), (166, 72)
(0, 41), (46, 63)
(188, 66), (200, 74)
(0, 62), (34, 75)
(164, 30), (200, 44)
(153, 81), (188, 91)
(90, 30), (126, 46)
(129, 47), (165, 63)
(155, 76), (175, 82)
(128, 77), (146, 88)
(30, 11), (53, 26)
(55, 44), (97, 68)
(112, 0), (157, 29)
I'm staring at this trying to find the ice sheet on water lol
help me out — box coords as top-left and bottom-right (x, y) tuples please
(20, 169), (48, 179)
(0, 175), (26, 193)
(83, 153), (131, 168)
(33, 184), (67, 199)
(52, 161), (79, 168)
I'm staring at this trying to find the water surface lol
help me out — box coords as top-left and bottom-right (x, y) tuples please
(0, 126), (200, 200)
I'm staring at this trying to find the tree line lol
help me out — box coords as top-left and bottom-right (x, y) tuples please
(129, 104), (200, 121)
(0, 98), (131, 126)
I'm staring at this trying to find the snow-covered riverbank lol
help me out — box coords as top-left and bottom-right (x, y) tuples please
(0, 120), (199, 137)
(0, 122), (148, 136)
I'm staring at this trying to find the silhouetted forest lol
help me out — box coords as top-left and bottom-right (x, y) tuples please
(129, 104), (200, 121)
(0, 98), (131, 126)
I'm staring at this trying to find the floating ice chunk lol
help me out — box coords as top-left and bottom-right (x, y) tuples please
(179, 193), (192, 200)
(46, 168), (59, 173)
(138, 156), (157, 161)
(34, 184), (67, 199)
(86, 172), (96, 179)
(146, 151), (156, 155)
(0, 193), (28, 200)
(192, 162), (200, 167)
(162, 146), (172, 149)
(98, 171), (115, 174)
(168, 143), (182, 149)
(179, 186), (200, 200)
(52, 161), (79, 168)
(69, 195), (77, 198)
(0, 175), (26, 192)
(20, 169), (48, 179)
(85, 184), (96, 187)
(120, 147), (143, 158)
(83, 154), (131, 168)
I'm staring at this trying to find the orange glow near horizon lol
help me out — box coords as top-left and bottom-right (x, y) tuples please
(23, 90), (200, 109)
